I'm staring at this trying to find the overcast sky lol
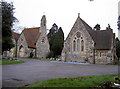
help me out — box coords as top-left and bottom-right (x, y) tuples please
(6, 0), (119, 38)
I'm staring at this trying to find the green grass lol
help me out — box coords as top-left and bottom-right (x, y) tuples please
(23, 74), (119, 88)
(0, 59), (25, 65)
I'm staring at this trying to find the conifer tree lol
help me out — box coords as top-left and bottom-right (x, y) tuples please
(47, 23), (58, 51)
(117, 16), (120, 30)
(52, 27), (64, 58)
(106, 24), (112, 30)
(2, 1), (17, 53)
(47, 24), (64, 58)
(94, 24), (101, 30)
(116, 16), (120, 60)
(116, 38), (120, 60)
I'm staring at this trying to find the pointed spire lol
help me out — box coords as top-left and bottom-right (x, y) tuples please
(40, 15), (47, 34)
(41, 15), (46, 27)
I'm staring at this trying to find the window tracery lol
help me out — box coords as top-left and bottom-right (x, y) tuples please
(72, 32), (84, 52)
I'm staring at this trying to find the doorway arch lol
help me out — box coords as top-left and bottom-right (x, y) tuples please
(19, 45), (25, 57)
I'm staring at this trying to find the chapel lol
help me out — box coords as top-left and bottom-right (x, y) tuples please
(4, 15), (50, 58)
(61, 14), (116, 64)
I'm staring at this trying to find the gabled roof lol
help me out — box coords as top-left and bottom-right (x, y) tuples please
(22, 27), (40, 48)
(67, 16), (114, 50)
(12, 32), (20, 42)
(79, 17), (114, 50)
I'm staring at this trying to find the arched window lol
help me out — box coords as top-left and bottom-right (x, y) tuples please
(81, 40), (84, 51)
(77, 39), (80, 51)
(73, 40), (76, 51)
(72, 32), (85, 52)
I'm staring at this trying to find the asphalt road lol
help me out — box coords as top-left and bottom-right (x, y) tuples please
(2, 58), (118, 87)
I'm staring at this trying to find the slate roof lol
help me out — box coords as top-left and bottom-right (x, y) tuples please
(22, 27), (40, 48)
(93, 30), (113, 50)
(12, 32), (20, 42)
(79, 17), (114, 50)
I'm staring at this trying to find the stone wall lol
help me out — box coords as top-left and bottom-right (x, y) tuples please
(36, 34), (50, 58)
(62, 17), (95, 63)
(61, 16), (115, 64)
(17, 33), (29, 57)
(95, 50), (113, 64)
(36, 15), (50, 58)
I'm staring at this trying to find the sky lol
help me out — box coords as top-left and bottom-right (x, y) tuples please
(6, 0), (119, 38)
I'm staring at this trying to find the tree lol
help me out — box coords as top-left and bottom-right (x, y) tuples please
(51, 27), (64, 58)
(116, 38), (120, 60)
(47, 24), (64, 58)
(0, 2), (2, 55)
(106, 24), (112, 30)
(117, 16), (120, 30)
(116, 16), (120, 60)
(47, 23), (58, 51)
(94, 24), (101, 30)
(2, 1), (17, 53)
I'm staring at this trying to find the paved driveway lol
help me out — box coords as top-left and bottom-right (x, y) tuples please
(2, 58), (118, 87)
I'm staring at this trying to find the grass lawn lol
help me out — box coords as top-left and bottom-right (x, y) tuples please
(22, 74), (119, 88)
(0, 59), (25, 65)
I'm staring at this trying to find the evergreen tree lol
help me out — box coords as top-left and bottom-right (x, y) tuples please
(52, 27), (64, 58)
(106, 24), (112, 30)
(116, 16), (120, 60)
(94, 24), (101, 30)
(47, 23), (58, 51)
(0, 2), (2, 55)
(116, 38), (120, 60)
(2, 1), (17, 53)
(117, 16), (120, 30)
(47, 24), (64, 58)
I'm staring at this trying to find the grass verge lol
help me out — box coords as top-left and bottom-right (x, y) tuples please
(0, 59), (25, 65)
(21, 74), (119, 88)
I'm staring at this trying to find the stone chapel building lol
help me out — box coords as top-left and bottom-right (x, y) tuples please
(61, 14), (116, 64)
(6, 15), (50, 58)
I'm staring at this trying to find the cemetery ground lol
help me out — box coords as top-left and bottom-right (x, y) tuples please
(0, 59), (24, 65)
(2, 58), (119, 87)
(21, 74), (119, 88)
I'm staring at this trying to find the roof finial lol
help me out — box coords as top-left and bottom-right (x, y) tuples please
(78, 13), (80, 17)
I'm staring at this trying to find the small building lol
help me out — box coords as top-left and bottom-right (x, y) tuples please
(61, 14), (116, 64)
(17, 15), (50, 58)
(3, 15), (50, 58)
